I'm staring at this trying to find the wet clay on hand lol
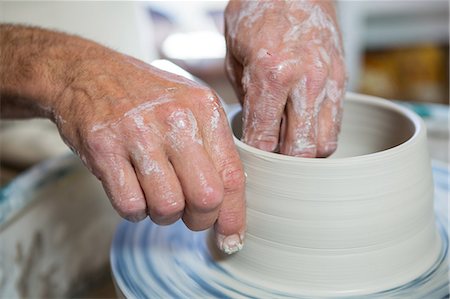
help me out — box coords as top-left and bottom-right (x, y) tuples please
(56, 56), (247, 254)
(0, 25), (246, 254)
(225, 0), (347, 157)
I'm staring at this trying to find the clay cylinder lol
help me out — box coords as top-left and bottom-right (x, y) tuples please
(223, 93), (442, 296)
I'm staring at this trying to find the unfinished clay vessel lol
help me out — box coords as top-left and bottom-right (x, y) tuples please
(221, 92), (442, 296)
(110, 93), (448, 298)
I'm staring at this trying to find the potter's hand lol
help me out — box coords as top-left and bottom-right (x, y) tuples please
(0, 25), (246, 254)
(225, 0), (346, 157)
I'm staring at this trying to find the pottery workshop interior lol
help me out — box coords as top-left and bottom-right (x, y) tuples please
(0, 1), (449, 298)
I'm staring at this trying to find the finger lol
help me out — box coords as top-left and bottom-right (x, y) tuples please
(316, 98), (340, 157)
(316, 77), (344, 157)
(281, 75), (327, 157)
(200, 94), (246, 254)
(129, 140), (185, 225)
(94, 153), (147, 222)
(241, 66), (289, 152)
(164, 108), (224, 231)
(317, 56), (346, 157)
(225, 52), (244, 104)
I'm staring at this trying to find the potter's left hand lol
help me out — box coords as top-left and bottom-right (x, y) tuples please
(225, 0), (346, 157)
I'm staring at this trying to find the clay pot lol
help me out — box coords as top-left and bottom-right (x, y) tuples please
(223, 92), (442, 296)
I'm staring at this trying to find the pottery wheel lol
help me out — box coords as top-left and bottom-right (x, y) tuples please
(110, 162), (449, 298)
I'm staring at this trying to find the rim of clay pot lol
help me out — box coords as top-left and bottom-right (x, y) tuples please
(230, 92), (423, 164)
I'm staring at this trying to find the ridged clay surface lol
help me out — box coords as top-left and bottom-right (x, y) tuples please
(221, 93), (441, 296)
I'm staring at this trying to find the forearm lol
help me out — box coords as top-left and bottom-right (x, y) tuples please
(0, 24), (105, 120)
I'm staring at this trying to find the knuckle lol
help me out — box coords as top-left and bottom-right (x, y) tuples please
(85, 131), (115, 154)
(163, 107), (196, 134)
(259, 65), (292, 86)
(255, 55), (296, 85)
(266, 67), (293, 85)
(191, 185), (223, 213)
(198, 89), (220, 106)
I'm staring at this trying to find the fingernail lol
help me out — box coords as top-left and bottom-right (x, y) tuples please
(215, 232), (245, 255)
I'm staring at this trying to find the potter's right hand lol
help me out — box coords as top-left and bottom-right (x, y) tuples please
(225, 0), (346, 157)
(0, 25), (246, 254)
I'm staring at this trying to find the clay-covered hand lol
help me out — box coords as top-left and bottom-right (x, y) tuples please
(0, 25), (245, 254)
(225, 0), (346, 157)
(54, 55), (246, 253)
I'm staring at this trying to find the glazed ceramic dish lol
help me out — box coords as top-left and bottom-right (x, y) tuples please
(111, 93), (449, 298)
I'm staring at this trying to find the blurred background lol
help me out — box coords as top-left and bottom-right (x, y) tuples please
(0, 1), (448, 185)
(0, 1), (448, 298)
(1, 1), (449, 183)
